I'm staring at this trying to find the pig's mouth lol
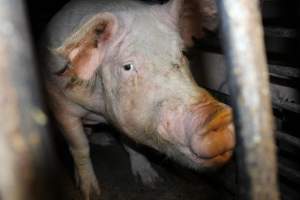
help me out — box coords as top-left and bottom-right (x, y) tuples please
(174, 138), (234, 170)
(188, 146), (234, 167)
(179, 106), (235, 168)
(160, 119), (235, 169)
(187, 111), (235, 167)
(156, 99), (235, 168)
(177, 125), (234, 169)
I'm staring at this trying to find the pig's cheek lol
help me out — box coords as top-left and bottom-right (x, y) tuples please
(157, 106), (187, 147)
(115, 86), (141, 131)
(118, 72), (140, 97)
(119, 77), (140, 111)
(116, 97), (136, 128)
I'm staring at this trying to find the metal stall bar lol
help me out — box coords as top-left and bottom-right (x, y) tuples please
(215, 0), (279, 199)
(0, 0), (61, 199)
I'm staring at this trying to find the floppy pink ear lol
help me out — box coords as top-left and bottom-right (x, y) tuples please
(164, 0), (218, 47)
(55, 13), (118, 80)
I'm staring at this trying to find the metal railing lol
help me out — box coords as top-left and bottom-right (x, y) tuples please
(216, 0), (279, 199)
(0, 0), (61, 200)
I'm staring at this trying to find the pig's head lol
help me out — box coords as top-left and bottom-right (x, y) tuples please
(56, 0), (235, 170)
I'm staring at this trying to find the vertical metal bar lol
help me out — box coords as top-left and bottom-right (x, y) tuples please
(0, 0), (61, 199)
(215, 0), (279, 199)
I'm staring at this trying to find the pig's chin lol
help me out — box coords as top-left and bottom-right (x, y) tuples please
(175, 146), (233, 171)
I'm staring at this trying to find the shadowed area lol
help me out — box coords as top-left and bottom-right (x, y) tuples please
(59, 124), (236, 200)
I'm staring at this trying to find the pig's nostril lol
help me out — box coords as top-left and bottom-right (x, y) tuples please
(189, 123), (235, 160)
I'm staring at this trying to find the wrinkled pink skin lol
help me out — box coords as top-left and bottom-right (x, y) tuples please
(41, 0), (235, 199)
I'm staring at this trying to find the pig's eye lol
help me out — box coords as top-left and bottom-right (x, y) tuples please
(123, 63), (134, 71)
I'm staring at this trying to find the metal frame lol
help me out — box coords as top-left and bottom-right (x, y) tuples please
(216, 0), (279, 199)
(0, 0), (61, 199)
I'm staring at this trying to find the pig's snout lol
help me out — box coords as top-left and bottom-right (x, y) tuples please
(188, 105), (235, 162)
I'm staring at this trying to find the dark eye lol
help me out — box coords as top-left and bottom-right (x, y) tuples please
(172, 63), (180, 69)
(123, 63), (133, 71)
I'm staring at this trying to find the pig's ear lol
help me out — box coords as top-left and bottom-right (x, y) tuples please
(55, 13), (118, 80)
(164, 0), (218, 47)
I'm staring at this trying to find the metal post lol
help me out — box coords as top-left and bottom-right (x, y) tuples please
(0, 0), (61, 199)
(216, 0), (279, 199)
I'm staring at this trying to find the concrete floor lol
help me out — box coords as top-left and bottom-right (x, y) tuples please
(59, 126), (237, 200)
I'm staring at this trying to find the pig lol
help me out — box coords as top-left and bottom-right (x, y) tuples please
(40, 0), (235, 199)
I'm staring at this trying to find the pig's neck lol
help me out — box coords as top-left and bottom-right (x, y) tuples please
(57, 75), (107, 120)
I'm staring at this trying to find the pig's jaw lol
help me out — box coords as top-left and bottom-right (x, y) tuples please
(156, 129), (234, 171)
(173, 145), (234, 170)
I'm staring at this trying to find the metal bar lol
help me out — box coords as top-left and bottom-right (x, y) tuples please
(0, 0), (61, 200)
(216, 0), (279, 199)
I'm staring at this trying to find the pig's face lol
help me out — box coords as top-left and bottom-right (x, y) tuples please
(99, 11), (234, 169)
(56, 2), (235, 170)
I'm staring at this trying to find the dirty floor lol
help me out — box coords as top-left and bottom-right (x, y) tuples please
(58, 125), (237, 200)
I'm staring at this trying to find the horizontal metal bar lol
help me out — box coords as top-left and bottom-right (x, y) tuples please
(269, 64), (300, 79)
(278, 158), (300, 184)
(276, 131), (300, 154)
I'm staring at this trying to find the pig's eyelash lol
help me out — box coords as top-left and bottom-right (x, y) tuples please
(55, 61), (71, 76)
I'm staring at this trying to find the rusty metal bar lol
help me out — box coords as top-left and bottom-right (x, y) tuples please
(0, 0), (62, 200)
(215, 0), (279, 199)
